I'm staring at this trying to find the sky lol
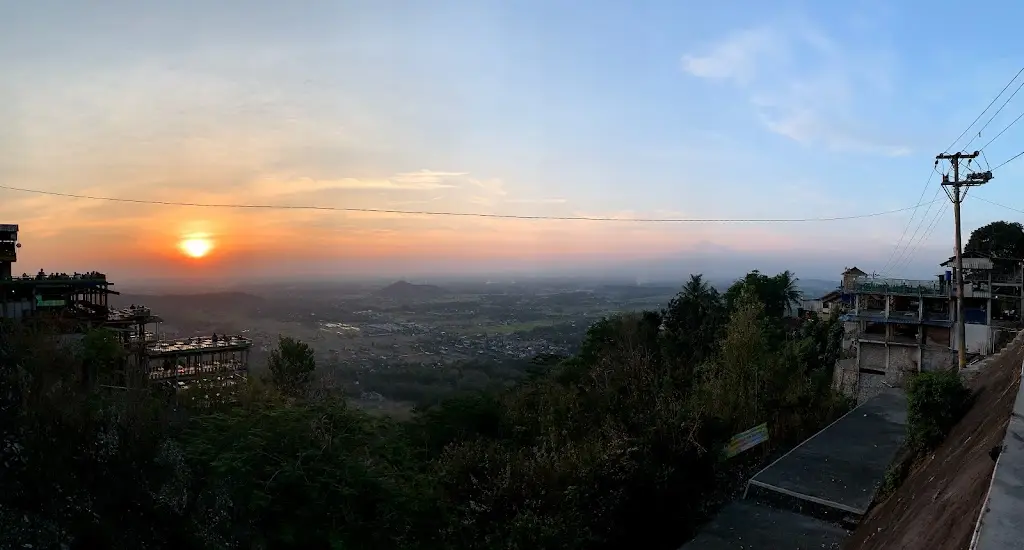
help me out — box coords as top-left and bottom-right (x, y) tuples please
(3, 0), (1024, 283)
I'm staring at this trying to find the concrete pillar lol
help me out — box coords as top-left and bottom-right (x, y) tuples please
(918, 299), (924, 321)
(884, 295), (890, 317)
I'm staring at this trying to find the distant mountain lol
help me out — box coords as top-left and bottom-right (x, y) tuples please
(373, 280), (448, 300)
(797, 279), (841, 299)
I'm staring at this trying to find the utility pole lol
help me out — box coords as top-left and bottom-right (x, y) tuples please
(937, 151), (993, 369)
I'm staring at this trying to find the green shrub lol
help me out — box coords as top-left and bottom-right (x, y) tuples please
(907, 371), (971, 452)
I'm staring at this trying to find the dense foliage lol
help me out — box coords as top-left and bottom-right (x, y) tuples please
(0, 270), (852, 549)
(965, 220), (1024, 258)
(906, 370), (971, 452)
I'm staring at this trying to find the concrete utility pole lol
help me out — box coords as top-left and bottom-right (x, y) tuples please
(937, 151), (993, 369)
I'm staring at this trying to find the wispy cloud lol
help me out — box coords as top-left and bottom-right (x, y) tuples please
(248, 174), (456, 197)
(682, 19), (910, 157)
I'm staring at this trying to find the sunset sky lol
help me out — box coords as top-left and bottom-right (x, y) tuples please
(3, 0), (1024, 282)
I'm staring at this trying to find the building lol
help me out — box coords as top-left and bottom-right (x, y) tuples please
(1, 224), (116, 323)
(1, 222), (253, 400)
(836, 271), (956, 403)
(834, 256), (1024, 403)
(941, 255), (1024, 354)
(145, 335), (253, 401)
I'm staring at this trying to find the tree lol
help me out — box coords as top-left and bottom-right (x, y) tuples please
(80, 327), (124, 387)
(724, 270), (804, 319)
(773, 270), (803, 317)
(965, 221), (1024, 258)
(662, 274), (725, 371)
(268, 335), (316, 397)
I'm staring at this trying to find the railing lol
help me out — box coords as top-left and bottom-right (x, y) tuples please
(853, 278), (947, 296)
(1, 272), (107, 283)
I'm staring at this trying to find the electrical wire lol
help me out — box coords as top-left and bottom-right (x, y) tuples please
(884, 186), (946, 276)
(963, 70), (1024, 151)
(978, 109), (1024, 152)
(946, 67), (1024, 151)
(879, 67), (1024, 275)
(973, 195), (1024, 213)
(0, 184), (941, 224)
(992, 150), (1024, 171)
(879, 172), (934, 275)
(888, 202), (949, 277)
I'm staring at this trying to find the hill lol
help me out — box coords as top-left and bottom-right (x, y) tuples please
(373, 280), (448, 300)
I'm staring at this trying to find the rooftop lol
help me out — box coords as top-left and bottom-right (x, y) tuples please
(1, 272), (109, 285)
(747, 390), (907, 518)
(107, 305), (159, 323)
(852, 278), (947, 296)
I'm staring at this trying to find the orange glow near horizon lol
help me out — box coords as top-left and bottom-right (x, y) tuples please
(179, 236), (213, 259)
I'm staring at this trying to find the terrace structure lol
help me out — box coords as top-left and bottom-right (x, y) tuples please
(1, 223), (118, 324)
(941, 256), (1024, 352)
(105, 304), (163, 347)
(839, 272), (956, 402)
(145, 334), (253, 395)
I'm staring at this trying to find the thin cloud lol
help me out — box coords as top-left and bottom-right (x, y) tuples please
(682, 19), (910, 156)
(249, 175), (455, 197)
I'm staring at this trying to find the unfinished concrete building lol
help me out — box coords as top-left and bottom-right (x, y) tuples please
(941, 255), (1024, 354)
(839, 275), (956, 403)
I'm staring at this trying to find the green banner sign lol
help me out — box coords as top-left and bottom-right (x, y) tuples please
(724, 422), (769, 458)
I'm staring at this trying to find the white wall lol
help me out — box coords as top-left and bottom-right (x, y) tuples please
(959, 323), (992, 355)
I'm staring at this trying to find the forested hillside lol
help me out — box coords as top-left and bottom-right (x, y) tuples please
(0, 270), (851, 549)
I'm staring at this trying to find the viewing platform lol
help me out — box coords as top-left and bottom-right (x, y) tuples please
(146, 335), (252, 356)
(144, 335), (252, 388)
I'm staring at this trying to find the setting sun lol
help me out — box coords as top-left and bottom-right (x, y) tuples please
(179, 237), (213, 259)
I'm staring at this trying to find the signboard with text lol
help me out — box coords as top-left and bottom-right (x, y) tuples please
(724, 422), (769, 458)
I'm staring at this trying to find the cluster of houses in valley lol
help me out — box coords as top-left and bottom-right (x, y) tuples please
(801, 258), (1024, 403)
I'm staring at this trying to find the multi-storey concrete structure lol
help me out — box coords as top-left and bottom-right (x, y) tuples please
(836, 271), (956, 402)
(942, 255), (1024, 355)
(834, 255), (1024, 403)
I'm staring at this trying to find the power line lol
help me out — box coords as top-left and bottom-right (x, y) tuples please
(978, 109), (1024, 152)
(880, 67), (1023, 275)
(992, 149), (1024, 171)
(946, 67), (1024, 151)
(963, 70), (1024, 150)
(887, 202), (949, 277)
(879, 173), (934, 275)
(973, 195), (1024, 213)
(0, 184), (941, 224)
(884, 185), (944, 276)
